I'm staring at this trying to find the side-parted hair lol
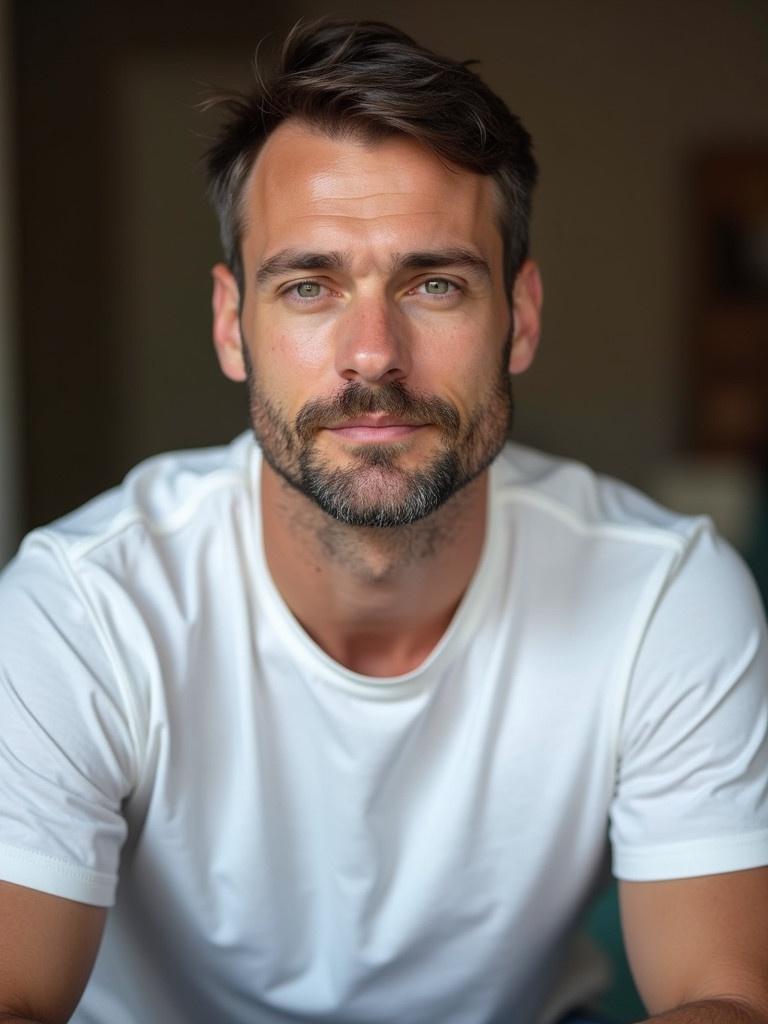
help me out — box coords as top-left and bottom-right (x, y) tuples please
(204, 18), (538, 294)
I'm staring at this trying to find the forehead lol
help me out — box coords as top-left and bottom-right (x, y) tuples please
(239, 120), (502, 268)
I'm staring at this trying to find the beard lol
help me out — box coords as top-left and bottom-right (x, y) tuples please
(243, 338), (514, 528)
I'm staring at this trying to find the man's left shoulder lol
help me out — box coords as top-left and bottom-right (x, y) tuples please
(493, 443), (713, 554)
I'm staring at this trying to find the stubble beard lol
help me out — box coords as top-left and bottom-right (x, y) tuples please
(243, 338), (514, 529)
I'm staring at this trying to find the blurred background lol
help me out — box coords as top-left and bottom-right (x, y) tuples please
(1, 0), (767, 569)
(0, 2), (765, 1017)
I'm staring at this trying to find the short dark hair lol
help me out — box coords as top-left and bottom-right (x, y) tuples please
(204, 18), (538, 293)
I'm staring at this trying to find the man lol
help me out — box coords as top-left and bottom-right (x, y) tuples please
(0, 18), (767, 1024)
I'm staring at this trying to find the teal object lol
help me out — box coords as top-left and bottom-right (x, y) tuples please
(582, 882), (646, 1023)
(745, 479), (768, 616)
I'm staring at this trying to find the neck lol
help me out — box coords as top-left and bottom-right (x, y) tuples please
(260, 461), (489, 676)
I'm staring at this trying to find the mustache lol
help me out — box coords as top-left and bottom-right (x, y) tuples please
(294, 382), (461, 444)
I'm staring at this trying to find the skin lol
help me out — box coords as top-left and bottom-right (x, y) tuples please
(621, 870), (768, 1023)
(0, 120), (766, 1023)
(0, 882), (105, 1022)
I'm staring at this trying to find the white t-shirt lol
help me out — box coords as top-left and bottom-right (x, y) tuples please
(1, 434), (767, 1024)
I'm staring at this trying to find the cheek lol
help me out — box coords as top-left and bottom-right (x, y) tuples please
(249, 313), (334, 378)
(418, 318), (504, 384)
(444, 349), (511, 426)
(247, 314), (343, 420)
(280, 326), (331, 371)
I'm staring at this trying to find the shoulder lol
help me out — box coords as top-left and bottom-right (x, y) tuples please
(22, 431), (256, 565)
(492, 443), (707, 553)
(0, 431), (259, 707)
(492, 443), (765, 694)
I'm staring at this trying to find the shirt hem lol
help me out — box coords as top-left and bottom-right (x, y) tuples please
(0, 842), (116, 906)
(613, 829), (768, 881)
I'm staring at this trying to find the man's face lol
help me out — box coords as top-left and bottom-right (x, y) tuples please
(212, 121), (540, 527)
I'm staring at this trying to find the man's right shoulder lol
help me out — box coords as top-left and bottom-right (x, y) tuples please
(0, 432), (261, 787)
(8, 432), (257, 572)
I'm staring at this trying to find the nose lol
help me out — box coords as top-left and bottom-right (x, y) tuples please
(334, 297), (411, 385)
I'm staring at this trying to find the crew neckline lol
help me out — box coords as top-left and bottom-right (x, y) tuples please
(248, 442), (504, 700)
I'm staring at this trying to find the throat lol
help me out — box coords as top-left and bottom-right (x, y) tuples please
(260, 461), (488, 676)
(313, 514), (444, 581)
(313, 613), (457, 677)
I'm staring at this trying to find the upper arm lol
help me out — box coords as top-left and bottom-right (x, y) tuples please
(611, 531), (768, 883)
(619, 868), (768, 1017)
(0, 881), (106, 1023)
(0, 544), (135, 907)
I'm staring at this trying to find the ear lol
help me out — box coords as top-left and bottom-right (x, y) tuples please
(508, 260), (543, 375)
(211, 263), (246, 382)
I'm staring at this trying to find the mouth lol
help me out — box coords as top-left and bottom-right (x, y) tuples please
(324, 415), (427, 442)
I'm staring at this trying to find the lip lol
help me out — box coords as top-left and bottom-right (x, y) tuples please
(328, 415), (421, 429)
(325, 417), (427, 441)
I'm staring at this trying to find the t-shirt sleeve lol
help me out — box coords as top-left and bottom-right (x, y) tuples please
(611, 522), (768, 881)
(0, 537), (138, 906)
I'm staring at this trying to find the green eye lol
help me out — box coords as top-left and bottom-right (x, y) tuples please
(295, 281), (322, 298)
(424, 279), (451, 294)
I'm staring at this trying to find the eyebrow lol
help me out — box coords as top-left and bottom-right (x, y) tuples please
(392, 249), (490, 280)
(255, 249), (348, 286)
(254, 247), (491, 287)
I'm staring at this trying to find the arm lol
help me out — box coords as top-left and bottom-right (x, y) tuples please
(620, 868), (768, 1024)
(0, 881), (105, 1024)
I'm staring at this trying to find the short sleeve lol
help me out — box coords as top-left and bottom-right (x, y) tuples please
(0, 536), (138, 905)
(611, 522), (768, 881)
